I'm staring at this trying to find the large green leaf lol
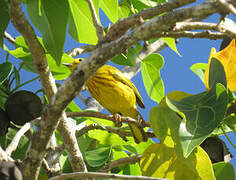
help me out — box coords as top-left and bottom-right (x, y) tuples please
(149, 91), (191, 156)
(166, 83), (227, 157)
(85, 146), (112, 167)
(166, 57), (228, 157)
(0, 62), (13, 85)
(0, 0), (10, 48)
(100, 0), (118, 23)
(7, 36), (73, 80)
(140, 144), (215, 180)
(141, 53), (164, 103)
(68, 0), (99, 45)
(190, 63), (207, 83)
(213, 162), (235, 180)
(26, 0), (69, 64)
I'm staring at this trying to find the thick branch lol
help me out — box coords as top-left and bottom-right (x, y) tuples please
(9, 0), (87, 179)
(103, 0), (196, 43)
(216, 0), (236, 16)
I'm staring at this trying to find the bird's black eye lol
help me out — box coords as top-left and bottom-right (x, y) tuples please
(79, 59), (82, 62)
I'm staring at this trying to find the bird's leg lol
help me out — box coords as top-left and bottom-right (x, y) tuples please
(113, 113), (122, 127)
(138, 113), (146, 127)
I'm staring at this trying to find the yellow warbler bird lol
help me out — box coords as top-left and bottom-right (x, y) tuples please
(64, 58), (147, 143)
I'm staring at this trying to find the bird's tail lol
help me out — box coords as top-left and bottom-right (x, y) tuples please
(128, 118), (147, 144)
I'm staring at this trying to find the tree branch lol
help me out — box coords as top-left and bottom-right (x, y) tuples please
(216, 0), (236, 17)
(66, 111), (150, 127)
(5, 118), (40, 156)
(4, 31), (15, 44)
(86, 0), (104, 41)
(48, 172), (164, 180)
(66, 45), (96, 57)
(103, 0), (196, 43)
(9, 0), (87, 179)
(99, 155), (142, 172)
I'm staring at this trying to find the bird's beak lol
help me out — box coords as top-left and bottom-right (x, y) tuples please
(62, 63), (73, 67)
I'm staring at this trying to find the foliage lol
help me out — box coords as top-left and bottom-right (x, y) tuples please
(0, 0), (236, 179)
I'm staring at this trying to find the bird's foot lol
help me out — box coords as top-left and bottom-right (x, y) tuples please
(113, 113), (122, 127)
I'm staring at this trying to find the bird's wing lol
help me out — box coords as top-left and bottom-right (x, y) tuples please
(108, 66), (145, 109)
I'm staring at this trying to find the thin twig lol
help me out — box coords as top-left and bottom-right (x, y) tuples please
(66, 111), (150, 127)
(216, 0), (236, 17)
(76, 123), (129, 141)
(86, 0), (104, 41)
(48, 172), (165, 180)
(153, 30), (228, 40)
(6, 118), (40, 156)
(99, 155), (142, 172)
(4, 32), (15, 44)
(66, 45), (96, 57)
(173, 21), (236, 37)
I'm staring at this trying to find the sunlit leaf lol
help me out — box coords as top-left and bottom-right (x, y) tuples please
(141, 53), (164, 103)
(68, 0), (99, 44)
(100, 0), (118, 23)
(190, 63), (207, 83)
(162, 37), (181, 56)
(149, 91), (191, 155)
(140, 144), (215, 180)
(204, 39), (236, 91)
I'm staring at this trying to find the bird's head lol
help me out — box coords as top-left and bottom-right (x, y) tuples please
(63, 58), (84, 71)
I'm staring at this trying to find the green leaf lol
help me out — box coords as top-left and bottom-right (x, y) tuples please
(100, 0), (118, 23)
(0, 0), (10, 48)
(190, 63), (207, 83)
(13, 67), (21, 87)
(68, 0), (99, 45)
(27, 0), (69, 64)
(162, 37), (181, 56)
(141, 53), (164, 103)
(0, 62), (13, 84)
(118, 5), (130, 18)
(209, 58), (227, 89)
(85, 146), (112, 167)
(149, 91), (191, 156)
(140, 144), (215, 180)
(213, 162), (235, 180)
(111, 47), (137, 67)
(8, 36), (74, 80)
(166, 83), (228, 157)
(0, 128), (30, 160)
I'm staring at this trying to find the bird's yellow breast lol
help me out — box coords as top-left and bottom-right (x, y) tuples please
(86, 65), (138, 118)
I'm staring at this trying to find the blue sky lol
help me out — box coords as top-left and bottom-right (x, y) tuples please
(1, 1), (235, 171)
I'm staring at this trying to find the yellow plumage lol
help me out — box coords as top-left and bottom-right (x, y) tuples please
(65, 58), (147, 143)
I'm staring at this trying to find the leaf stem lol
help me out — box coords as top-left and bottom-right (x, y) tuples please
(220, 126), (236, 150)
(12, 76), (40, 93)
